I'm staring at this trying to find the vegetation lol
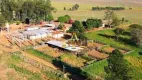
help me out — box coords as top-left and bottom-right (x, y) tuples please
(92, 6), (125, 11)
(104, 10), (120, 27)
(58, 15), (71, 23)
(114, 28), (125, 40)
(84, 18), (102, 30)
(26, 48), (53, 62)
(0, 15), (6, 28)
(0, 0), (55, 22)
(86, 29), (133, 50)
(60, 54), (87, 67)
(82, 60), (107, 79)
(68, 20), (85, 33)
(9, 64), (42, 80)
(129, 24), (142, 46)
(46, 14), (54, 22)
(104, 49), (131, 80)
(71, 4), (79, 11)
(43, 71), (68, 80)
(52, 1), (142, 24)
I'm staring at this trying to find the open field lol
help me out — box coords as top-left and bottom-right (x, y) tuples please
(52, 0), (142, 7)
(52, 1), (142, 24)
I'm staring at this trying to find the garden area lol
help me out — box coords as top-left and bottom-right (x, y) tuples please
(26, 48), (54, 63)
(7, 52), (69, 80)
(36, 45), (63, 58)
(60, 53), (87, 67)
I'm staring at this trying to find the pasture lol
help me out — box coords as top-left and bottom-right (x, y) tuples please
(52, 1), (142, 24)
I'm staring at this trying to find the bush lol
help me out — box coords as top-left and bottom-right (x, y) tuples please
(46, 14), (54, 22)
(0, 15), (6, 27)
(58, 16), (68, 23)
(85, 18), (102, 30)
(58, 15), (71, 23)
(129, 24), (142, 46)
(16, 21), (21, 25)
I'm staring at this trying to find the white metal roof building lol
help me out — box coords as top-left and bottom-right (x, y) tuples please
(46, 40), (83, 52)
(22, 27), (53, 40)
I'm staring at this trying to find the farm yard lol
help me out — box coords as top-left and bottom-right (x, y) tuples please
(0, 0), (142, 80)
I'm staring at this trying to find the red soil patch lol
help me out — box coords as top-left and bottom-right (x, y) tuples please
(88, 50), (108, 59)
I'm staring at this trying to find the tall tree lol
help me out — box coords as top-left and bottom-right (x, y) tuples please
(0, 15), (6, 33)
(104, 49), (131, 80)
(129, 24), (142, 46)
(68, 20), (85, 33)
(104, 9), (119, 28)
(114, 28), (124, 40)
(0, 0), (54, 22)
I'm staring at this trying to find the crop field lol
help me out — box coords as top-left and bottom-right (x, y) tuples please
(26, 48), (54, 62)
(60, 54), (87, 67)
(36, 46), (63, 58)
(51, 1), (142, 24)
(0, 52), (44, 80)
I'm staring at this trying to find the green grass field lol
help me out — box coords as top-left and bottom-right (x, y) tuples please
(52, 1), (142, 24)
(85, 29), (134, 50)
(82, 49), (142, 80)
(83, 29), (142, 79)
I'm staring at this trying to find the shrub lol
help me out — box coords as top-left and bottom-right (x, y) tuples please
(85, 18), (102, 30)
(0, 15), (6, 27)
(46, 14), (54, 22)
(58, 16), (68, 23)
(16, 21), (21, 25)
(129, 24), (142, 46)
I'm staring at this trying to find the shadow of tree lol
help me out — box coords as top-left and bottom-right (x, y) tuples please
(52, 59), (89, 80)
(122, 31), (131, 36)
(139, 51), (142, 55)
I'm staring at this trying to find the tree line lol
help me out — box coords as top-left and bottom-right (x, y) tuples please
(64, 4), (79, 11)
(92, 6), (125, 11)
(0, 0), (55, 24)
